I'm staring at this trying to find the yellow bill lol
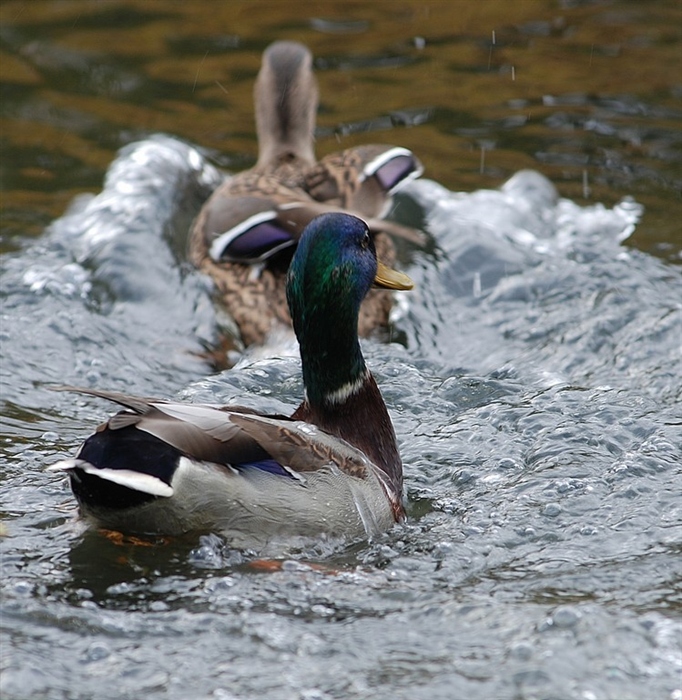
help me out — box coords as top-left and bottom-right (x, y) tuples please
(374, 260), (414, 291)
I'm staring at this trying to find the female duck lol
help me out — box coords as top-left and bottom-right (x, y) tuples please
(189, 40), (423, 348)
(50, 213), (413, 549)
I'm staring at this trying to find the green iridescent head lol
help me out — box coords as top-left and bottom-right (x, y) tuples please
(286, 213), (412, 406)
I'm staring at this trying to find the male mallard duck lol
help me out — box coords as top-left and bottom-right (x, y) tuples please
(189, 40), (423, 348)
(50, 213), (413, 549)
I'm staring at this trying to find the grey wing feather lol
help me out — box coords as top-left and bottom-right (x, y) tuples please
(53, 385), (273, 467)
(51, 385), (160, 414)
(52, 386), (366, 477)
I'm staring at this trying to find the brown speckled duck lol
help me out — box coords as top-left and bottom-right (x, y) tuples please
(189, 40), (423, 349)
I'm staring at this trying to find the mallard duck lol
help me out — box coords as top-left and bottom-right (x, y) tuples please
(189, 40), (423, 348)
(49, 213), (413, 549)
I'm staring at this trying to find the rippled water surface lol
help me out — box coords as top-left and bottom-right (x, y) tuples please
(1, 2), (681, 700)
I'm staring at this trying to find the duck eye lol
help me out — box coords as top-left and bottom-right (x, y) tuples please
(361, 231), (370, 249)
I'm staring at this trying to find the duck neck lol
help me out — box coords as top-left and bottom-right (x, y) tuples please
(298, 317), (367, 410)
(295, 321), (403, 500)
(255, 44), (317, 169)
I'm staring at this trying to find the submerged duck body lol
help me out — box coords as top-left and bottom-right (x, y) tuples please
(189, 40), (423, 348)
(51, 213), (413, 549)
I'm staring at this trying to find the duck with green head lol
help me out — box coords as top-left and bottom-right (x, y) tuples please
(50, 213), (413, 549)
(190, 40), (423, 350)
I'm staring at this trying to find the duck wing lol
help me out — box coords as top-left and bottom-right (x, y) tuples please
(51, 386), (369, 481)
(52, 386), (273, 466)
(193, 191), (424, 265)
(228, 413), (369, 478)
(305, 145), (423, 212)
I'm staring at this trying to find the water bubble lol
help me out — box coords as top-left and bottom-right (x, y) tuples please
(204, 577), (235, 594)
(83, 641), (111, 663)
(281, 560), (313, 572)
(188, 534), (225, 569)
(512, 669), (550, 687)
(552, 605), (581, 628)
(555, 480), (575, 493)
(301, 690), (330, 700)
(455, 469), (476, 485)
(497, 458), (521, 470)
(509, 641), (533, 660)
(433, 540), (456, 558)
(212, 690), (240, 700)
(85, 370), (102, 385)
(542, 503), (562, 518)
(12, 580), (33, 596)
(310, 604), (335, 618)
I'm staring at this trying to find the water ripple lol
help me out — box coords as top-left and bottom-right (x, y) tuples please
(1, 138), (680, 700)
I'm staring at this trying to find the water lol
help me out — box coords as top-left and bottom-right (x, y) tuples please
(1, 2), (681, 700)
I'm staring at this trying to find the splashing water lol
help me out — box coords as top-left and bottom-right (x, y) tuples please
(1, 137), (680, 700)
